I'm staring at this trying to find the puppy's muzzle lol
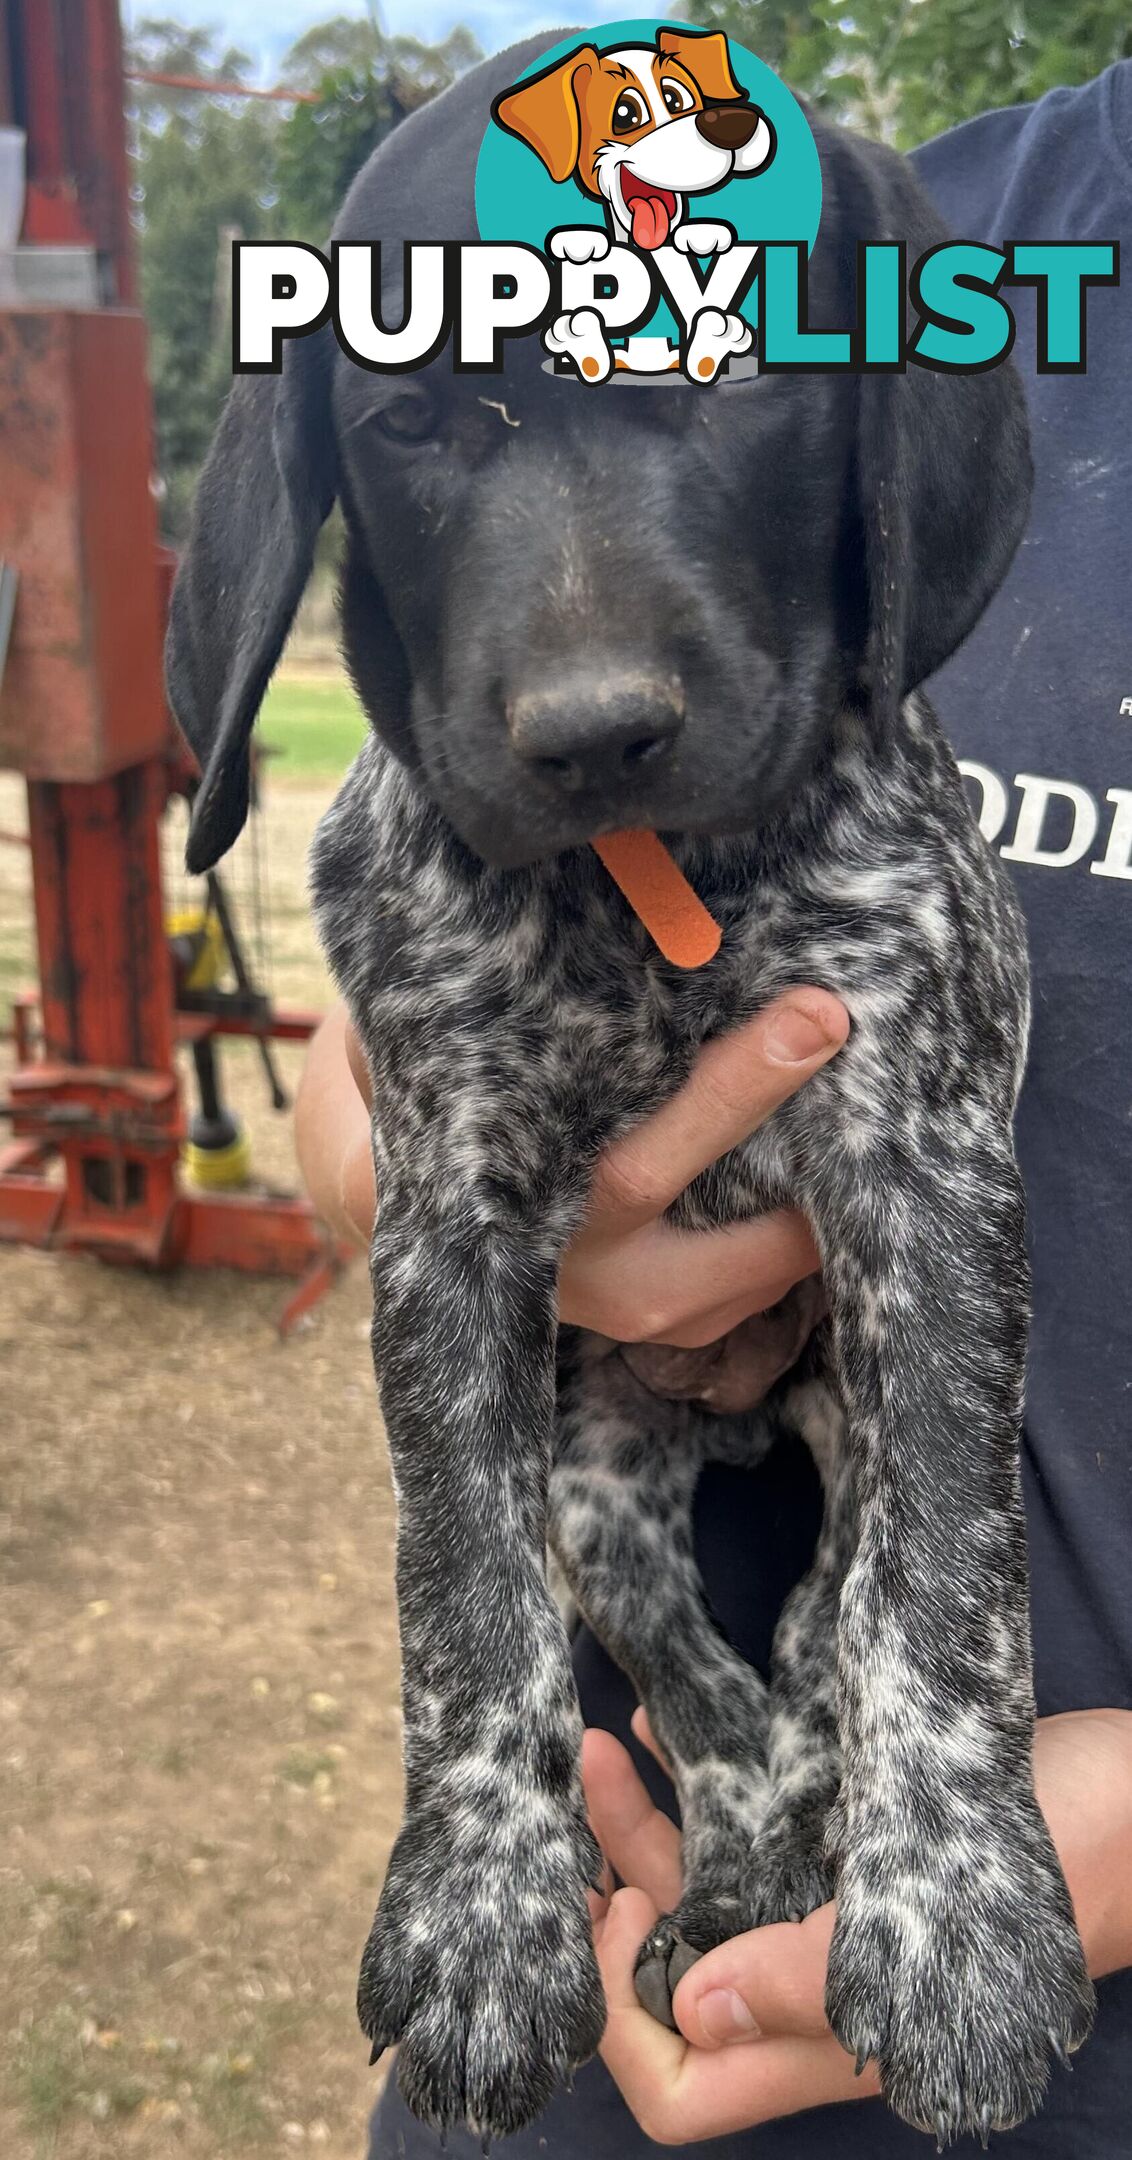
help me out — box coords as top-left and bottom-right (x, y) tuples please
(506, 671), (685, 797)
(695, 103), (760, 150)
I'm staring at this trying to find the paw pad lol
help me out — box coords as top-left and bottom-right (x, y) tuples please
(633, 1924), (703, 2029)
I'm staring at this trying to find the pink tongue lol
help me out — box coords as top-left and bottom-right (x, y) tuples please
(630, 193), (670, 250)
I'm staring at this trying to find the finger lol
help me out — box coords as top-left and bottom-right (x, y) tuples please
(595, 1888), (689, 2122)
(582, 1730), (684, 1911)
(561, 1210), (821, 1341)
(674, 1904), (838, 2045)
(586, 993), (849, 1229)
(585, 1848), (615, 1925)
(636, 1219), (821, 1346)
(1032, 1710), (1132, 1976)
(629, 1705), (673, 1778)
(599, 1892), (875, 2142)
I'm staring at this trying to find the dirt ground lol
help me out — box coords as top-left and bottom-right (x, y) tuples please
(0, 753), (405, 2158)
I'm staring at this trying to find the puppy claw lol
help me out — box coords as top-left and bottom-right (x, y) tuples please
(977, 2104), (992, 2150)
(934, 2113), (951, 2154)
(1049, 2029), (1073, 2072)
(368, 2040), (385, 2068)
(853, 2045), (870, 2078)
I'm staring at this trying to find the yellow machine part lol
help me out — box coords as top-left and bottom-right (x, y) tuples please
(166, 904), (226, 991)
(182, 1129), (253, 1191)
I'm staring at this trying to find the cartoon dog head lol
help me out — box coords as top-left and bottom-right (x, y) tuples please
(493, 29), (776, 250)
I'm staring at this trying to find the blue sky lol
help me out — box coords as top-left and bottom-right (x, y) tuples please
(122, 0), (614, 71)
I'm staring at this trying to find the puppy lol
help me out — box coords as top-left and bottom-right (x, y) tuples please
(493, 28), (775, 256)
(496, 28), (772, 380)
(167, 35), (1094, 2147)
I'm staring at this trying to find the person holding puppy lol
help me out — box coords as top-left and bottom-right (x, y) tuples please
(298, 58), (1132, 2160)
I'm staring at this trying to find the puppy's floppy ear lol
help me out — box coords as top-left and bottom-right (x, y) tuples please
(165, 328), (337, 872)
(657, 29), (745, 105)
(491, 46), (597, 183)
(819, 127), (1032, 735)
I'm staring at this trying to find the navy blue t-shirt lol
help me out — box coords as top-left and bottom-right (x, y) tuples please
(371, 65), (1132, 2160)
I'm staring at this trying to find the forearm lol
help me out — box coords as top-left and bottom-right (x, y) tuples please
(294, 1002), (374, 1246)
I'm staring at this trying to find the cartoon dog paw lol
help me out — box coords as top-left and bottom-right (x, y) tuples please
(544, 307), (613, 383)
(549, 227), (612, 265)
(673, 221), (734, 258)
(685, 306), (753, 382)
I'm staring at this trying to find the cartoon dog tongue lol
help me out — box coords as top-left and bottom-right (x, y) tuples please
(629, 190), (671, 250)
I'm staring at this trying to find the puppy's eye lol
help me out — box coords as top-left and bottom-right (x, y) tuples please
(377, 390), (438, 444)
(612, 90), (648, 134)
(660, 77), (695, 116)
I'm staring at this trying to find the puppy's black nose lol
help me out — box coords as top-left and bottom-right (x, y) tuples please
(507, 672), (685, 796)
(696, 102), (759, 150)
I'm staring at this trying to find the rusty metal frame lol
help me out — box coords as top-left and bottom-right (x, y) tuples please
(0, 0), (351, 1332)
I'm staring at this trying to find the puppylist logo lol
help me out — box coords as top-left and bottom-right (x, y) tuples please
(480, 23), (813, 382)
(232, 18), (1119, 388)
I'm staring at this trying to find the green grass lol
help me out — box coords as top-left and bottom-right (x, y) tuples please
(258, 674), (367, 780)
(13, 2008), (83, 2132)
(277, 1746), (338, 1787)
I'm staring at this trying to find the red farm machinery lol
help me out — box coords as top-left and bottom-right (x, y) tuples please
(0, 0), (347, 1330)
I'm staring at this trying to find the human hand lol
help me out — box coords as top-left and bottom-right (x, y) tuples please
(295, 992), (849, 1356)
(560, 989), (847, 1349)
(583, 1708), (1132, 2143)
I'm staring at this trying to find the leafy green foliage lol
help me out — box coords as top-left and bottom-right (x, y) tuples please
(129, 15), (478, 534)
(130, 28), (276, 532)
(695, 0), (1131, 145)
(276, 30), (480, 242)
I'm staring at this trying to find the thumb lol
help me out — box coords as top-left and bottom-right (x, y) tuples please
(673, 1905), (837, 2046)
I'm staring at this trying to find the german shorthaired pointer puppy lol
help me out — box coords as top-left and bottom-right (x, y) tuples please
(166, 36), (1094, 2151)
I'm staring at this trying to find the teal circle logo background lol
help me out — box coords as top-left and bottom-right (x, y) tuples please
(474, 19), (823, 345)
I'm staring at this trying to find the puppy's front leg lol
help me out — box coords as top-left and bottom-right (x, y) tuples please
(358, 1181), (604, 2137)
(810, 1137), (1094, 2142)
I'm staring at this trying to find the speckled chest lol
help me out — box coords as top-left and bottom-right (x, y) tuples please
(310, 699), (1028, 1233)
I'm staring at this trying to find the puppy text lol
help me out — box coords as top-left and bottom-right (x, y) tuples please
(232, 236), (1119, 383)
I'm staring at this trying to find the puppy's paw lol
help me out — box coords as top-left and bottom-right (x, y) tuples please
(543, 308), (613, 383)
(684, 307), (753, 383)
(359, 1808), (605, 2135)
(634, 1916), (704, 2028)
(673, 221), (733, 257)
(826, 1818), (1094, 2143)
(634, 1858), (762, 2025)
(746, 1803), (835, 1926)
(550, 227), (611, 264)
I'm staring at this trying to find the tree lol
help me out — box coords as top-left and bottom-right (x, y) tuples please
(127, 14), (479, 533)
(275, 28), (480, 242)
(692, 0), (1132, 143)
(129, 20), (277, 533)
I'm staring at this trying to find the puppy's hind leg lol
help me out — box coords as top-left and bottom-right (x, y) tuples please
(746, 1341), (854, 1925)
(550, 1339), (774, 2017)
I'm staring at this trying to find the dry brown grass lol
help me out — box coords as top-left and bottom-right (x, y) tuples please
(0, 727), (401, 2159)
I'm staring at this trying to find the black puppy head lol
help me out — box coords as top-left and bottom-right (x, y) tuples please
(167, 45), (1031, 874)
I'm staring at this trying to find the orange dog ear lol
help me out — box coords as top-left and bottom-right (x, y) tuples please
(492, 47), (597, 184)
(657, 28), (745, 104)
